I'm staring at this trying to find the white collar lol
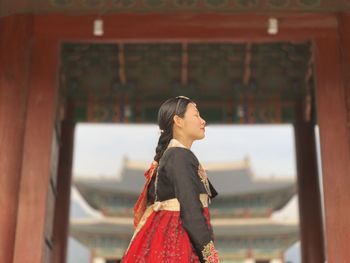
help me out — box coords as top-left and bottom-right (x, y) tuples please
(167, 138), (189, 149)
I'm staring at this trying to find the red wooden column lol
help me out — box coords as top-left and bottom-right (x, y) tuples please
(294, 101), (325, 262)
(338, 13), (350, 137)
(314, 31), (350, 261)
(52, 103), (76, 263)
(0, 15), (33, 263)
(12, 36), (60, 263)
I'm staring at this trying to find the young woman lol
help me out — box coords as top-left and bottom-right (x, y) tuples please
(121, 96), (220, 263)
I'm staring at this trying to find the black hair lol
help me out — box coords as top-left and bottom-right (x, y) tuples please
(153, 96), (194, 163)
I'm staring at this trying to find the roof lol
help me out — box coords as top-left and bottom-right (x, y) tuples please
(74, 156), (295, 196)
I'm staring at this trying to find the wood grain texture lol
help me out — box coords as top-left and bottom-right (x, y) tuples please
(52, 103), (75, 263)
(12, 37), (59, 263)
(33, 13), (338, 42)
(294, 101), (325, 263)
(0, 14), (33, 263)
(314, 32), (350, 262)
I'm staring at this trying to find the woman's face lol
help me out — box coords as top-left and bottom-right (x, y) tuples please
(182, 102), (206, 140)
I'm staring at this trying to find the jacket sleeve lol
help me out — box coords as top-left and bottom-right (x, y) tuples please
(167, 148), (219, 263)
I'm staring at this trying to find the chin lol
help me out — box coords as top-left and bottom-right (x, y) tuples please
(197, 134), (205, 140)
(192, 132), (205, 141)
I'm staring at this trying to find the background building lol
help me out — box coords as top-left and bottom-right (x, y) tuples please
(71, 156), (299, 263)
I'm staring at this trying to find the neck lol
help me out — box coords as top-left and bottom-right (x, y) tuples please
(172, 136), (193, 149)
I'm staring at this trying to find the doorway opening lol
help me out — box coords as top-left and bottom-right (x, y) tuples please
(57, 41), (323, 263)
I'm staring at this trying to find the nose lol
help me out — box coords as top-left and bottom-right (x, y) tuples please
(201, 118), (206, 126)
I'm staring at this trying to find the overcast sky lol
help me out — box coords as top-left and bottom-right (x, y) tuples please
(72, 124), (298, 179)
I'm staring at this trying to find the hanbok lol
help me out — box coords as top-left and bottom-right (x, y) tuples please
(121, 139), (219, 263)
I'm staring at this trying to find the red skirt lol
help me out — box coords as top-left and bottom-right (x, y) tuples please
(121, 208), (212, 263)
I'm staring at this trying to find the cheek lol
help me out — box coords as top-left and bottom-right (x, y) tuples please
(184, 119), (198, 132)
(192, 119), (202, 130)
(184, 117), (201, 130)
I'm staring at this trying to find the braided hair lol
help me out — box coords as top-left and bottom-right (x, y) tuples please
(153, 96), (193, 163)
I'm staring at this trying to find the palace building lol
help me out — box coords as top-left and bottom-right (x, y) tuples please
(71, 156), (298, 262)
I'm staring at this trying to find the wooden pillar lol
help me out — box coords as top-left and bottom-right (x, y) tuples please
(294, 100), (325, 262)
(0, 15), (33, 263)
(338, 13), (350, 144)
(52, 103), (76, 263)
(13, 37), (59, 263)
(314, 31), (350, 261)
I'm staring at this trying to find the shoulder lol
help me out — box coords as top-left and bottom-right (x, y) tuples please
(162, 147), (199, 166)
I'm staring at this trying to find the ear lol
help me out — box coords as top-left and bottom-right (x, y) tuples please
(173, 115), (184, 128)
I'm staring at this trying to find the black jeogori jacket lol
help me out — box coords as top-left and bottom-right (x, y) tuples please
(147, 142), (219, 263)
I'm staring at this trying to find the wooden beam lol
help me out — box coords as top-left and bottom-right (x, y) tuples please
(118, 43), (127, 85)
(294, 100), (325, 263)
(303, 45), (314, 123)
(338, 13), (350, 138)
(181, 42), (188, 86)
(13, 38), (59, 263)
(33, 13), (337, 42)
(242, 42), (252, 86)
(314, 31), (350, 261)
(52, 103), (76, 263)
(0, 14), (33, 263)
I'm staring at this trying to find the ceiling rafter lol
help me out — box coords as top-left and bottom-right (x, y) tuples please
(243, 42), (252, 86)
(61, 42), (314, 124)
(118, 43), (127, 85)
(181, 42), (188, 86)
(303, 45), (314, 122)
